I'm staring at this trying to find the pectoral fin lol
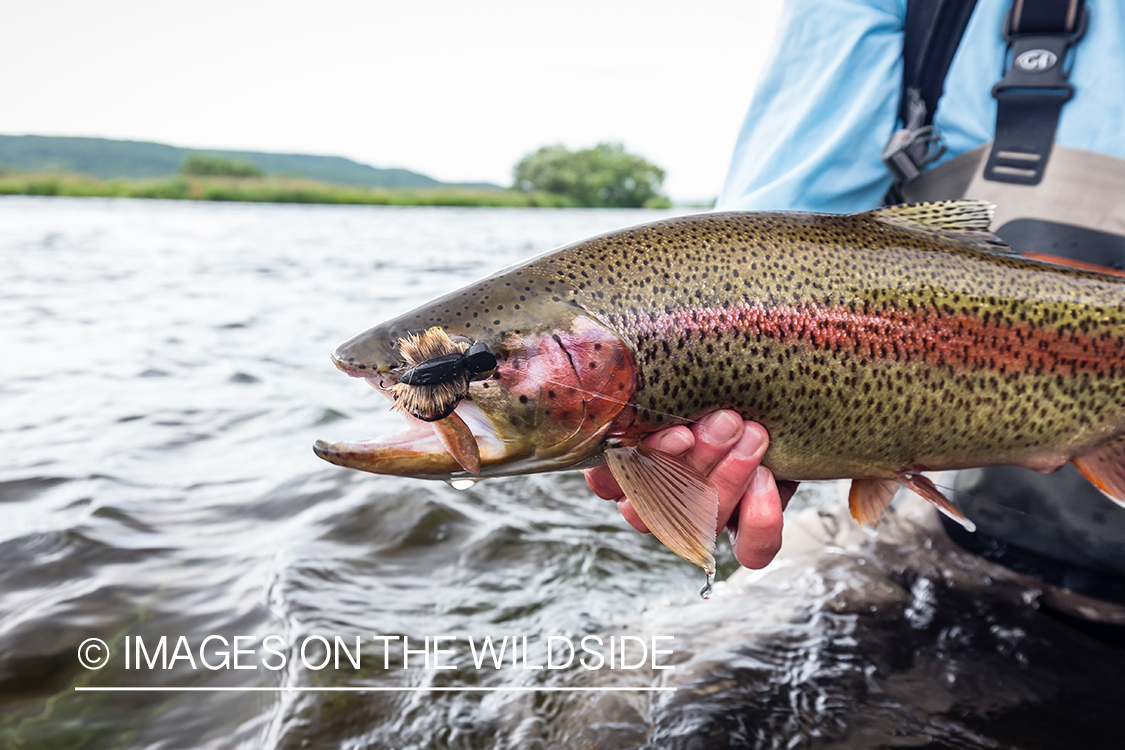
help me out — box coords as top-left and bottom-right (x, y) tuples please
(1073, 434), (1125, 507)
(432, 411), (481, 474)
(848, 478), (900, 527)
(604, 444), (719, 572)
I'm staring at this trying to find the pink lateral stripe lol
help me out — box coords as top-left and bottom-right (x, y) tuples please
(621, 303), (1123, 377)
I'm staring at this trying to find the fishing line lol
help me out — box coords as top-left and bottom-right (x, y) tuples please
(932, 481), (1039, 519)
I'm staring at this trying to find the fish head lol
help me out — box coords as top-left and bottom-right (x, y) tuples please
(314, 274), (637, 480)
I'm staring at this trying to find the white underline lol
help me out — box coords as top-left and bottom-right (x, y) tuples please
(75, 686), (676, 692)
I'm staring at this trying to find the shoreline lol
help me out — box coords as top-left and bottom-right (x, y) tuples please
(0, 171), (677, 209)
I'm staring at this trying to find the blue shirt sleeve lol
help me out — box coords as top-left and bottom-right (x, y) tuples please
(717, 0), (1125, 215)
(716, 0), (907, 214)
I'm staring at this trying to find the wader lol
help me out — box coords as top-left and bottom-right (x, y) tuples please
(884, 0), (1125, 622)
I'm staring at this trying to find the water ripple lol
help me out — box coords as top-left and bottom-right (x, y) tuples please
(2, 198), (1124, 748)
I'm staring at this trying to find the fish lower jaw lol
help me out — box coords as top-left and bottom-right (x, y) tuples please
(313, 399), (516, 480)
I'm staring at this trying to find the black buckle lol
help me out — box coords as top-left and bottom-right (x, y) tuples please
(881, 125), (946, 186)
(881, 88), (946, 201)
(984, 7), (1087, 185)
(992, 6), (1086, 100)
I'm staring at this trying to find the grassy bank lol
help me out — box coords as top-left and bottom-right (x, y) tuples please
(0, 171), (581, 208)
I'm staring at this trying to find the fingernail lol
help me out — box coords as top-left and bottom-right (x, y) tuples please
(749, 466), (771, 494)
(702, 411), (740, 445)
(731, 424), (766, 459)
(656, 429), (692, 455)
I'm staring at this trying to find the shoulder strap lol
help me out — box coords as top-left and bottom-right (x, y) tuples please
(982, 0), (1087, 185)
(883, 0), (979, 203)
(901, 0), (980, 129)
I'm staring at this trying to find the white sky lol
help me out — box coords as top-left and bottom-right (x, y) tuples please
(2, 1), (783, 201)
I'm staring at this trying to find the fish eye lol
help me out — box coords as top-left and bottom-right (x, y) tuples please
(449, 334), (474, 347)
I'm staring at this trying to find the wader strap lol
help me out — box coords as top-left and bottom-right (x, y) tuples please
(901, 144), (1125, 237)
(882, 0), (979, 204)
(982, 0), (1087, 185)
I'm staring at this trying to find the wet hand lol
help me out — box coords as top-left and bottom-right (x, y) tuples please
(584, 410), (796, 569)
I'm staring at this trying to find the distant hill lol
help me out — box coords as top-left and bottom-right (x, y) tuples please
(0, 135), (496, 190)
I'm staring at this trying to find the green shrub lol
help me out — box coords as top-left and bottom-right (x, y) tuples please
(513, 143), (668, 208)
(179, 154), (263, 178)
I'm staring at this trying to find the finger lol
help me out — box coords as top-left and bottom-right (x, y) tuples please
(645, 426), (695, 457)
(617, 498), (649, 533)
(683, 410), (745, 478)
(730, 466), (785, 569)
(584, 464), (622, 500)
(711, 422), (769, 533)
(726, 479), (797, 541)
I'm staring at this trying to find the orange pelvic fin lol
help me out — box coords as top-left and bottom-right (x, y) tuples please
(899, 473), (976, 532)
(604, 443), (719, 572)
(848, 478), (900, 527)
(1073, 434), (1125, 507)
(432, 410), (481, 474)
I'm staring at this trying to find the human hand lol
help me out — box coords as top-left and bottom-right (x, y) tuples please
(584, 410), (796, 569)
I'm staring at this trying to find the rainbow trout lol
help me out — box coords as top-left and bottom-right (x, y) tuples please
(314, 201), (1125, 574)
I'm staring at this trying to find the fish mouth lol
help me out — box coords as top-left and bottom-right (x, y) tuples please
(331, 352), (397, 383)
(317, 314), (634, 480)
(313, 378), (519, 479)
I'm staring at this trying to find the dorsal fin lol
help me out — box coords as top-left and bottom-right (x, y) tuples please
(870, 200), (1013, 254)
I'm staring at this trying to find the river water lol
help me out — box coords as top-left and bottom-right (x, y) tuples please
(2, 197), (1123, 749)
